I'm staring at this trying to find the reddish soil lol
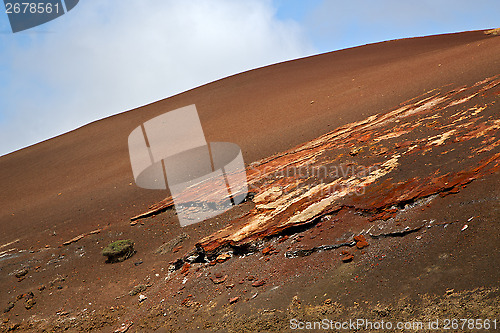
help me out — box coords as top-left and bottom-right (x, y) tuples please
(0, 30), (499, 332)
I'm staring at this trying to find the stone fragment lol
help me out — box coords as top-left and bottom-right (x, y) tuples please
(13, 268), (28, 278)
(180, 263), (191, 275)
(129, 284), (149, 296)
(155, 233), (189, 255)
(25, 299), (36, 309)
(251, 280), (266, 287)
(3, 302), (14, 313)
(353, 235), (369, 249)
(262, 246), (277, 255)
(229, 297), (239, 304)
(216, 253), (232, 263)
(341, 254), (354, 262)
(210, 275), (228, 284)
(102, 240), (135, 263)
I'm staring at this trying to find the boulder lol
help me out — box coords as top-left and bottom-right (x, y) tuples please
(102, 240), (135, 263)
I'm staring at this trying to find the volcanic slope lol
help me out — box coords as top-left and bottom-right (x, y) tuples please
(0, 30), (499, 332)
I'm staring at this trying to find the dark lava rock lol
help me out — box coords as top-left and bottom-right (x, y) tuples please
(102, 240), (135, 263)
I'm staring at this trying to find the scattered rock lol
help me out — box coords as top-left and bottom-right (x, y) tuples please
(353, 235), (369, 249)
(341, 253), (354, 263)
(278, 235), (289, 243)
(7, 323), (20, 331)
(38, 285), (46, 292)
(180, 263), (191, 275)
(229, 297), (239, 304)
(155, 233), (189, 255)
(25, 299), (35, 309)
(291, 295), (301, 306)
(372, 306), (390, 317)
(251, 280), (266, 287)
(168, 259), (184, 272)
(349, 147), (362, 156)
(138, 294), (147, 303)
(323, 299), (332, 305)
(49, 275), (65, 288)
(369, 208), (398, 222)
(62, 229), (101, 246)
(262, 246), (278, 255)
(129, 284), (150, 296)
(216, 253), (232, 263)
(114, 321), (133, 333)
(13, 268), (28, 278)
(62, 234), (85, 246)
(210, 275), (228, 284)
(102, 240), (135, 263)
(3, 302), (14, 313)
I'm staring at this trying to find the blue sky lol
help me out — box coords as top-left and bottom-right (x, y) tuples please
(0, 0), (498, 156)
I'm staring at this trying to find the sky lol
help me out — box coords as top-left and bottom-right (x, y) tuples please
(0, 0), (498, 156)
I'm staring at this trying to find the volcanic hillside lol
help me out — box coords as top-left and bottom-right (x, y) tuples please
(0, 30), (499, 332)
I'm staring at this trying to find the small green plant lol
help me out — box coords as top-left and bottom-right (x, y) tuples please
(102, 239), (135, 263)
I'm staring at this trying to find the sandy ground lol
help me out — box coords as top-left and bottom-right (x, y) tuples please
(0, 30), (499, 332)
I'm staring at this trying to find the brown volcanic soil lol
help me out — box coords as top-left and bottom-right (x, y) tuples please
(0, 30), (499, 332)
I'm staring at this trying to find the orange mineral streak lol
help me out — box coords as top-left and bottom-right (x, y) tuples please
(134, 76), (500, 255)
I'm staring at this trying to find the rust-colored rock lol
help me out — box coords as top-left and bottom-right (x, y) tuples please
(251, 280), (266, 287)
(353, 235), (369, 249)
(262, 246), (277, 255)
(180, 263), (190, 275)
(136, 76), (500, 259)
(229, 297), (239, 304)
(341, 254), (354, 263)
(209, 275), (228, 284)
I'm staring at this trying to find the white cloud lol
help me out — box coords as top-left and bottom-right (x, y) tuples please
(0, 0), (314, 156)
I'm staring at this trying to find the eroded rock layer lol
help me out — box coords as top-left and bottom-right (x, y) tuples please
(135, 76), (500, 256)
